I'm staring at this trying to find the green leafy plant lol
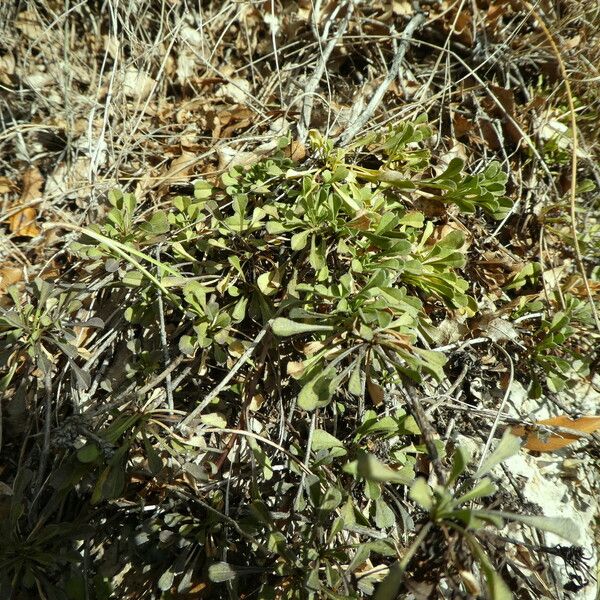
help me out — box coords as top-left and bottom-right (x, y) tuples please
(0, 278), (102, 389)
(379, 432), (581, 599)
(511, 293), (594, 397)
(5, 117), (595, 599)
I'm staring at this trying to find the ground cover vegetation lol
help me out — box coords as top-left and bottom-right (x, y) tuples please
(0, 1), (599, 598)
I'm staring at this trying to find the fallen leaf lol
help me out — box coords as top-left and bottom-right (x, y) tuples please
(217, 146), (263, 170)
(248, 394), (265, 412)
(217, 78), (251, 104)
(511, 415), (600, 452)
(367, 377), (384, 406)
(162, 151), (197, 186)
(393, 1), (413, 16)
(451, 10), (473, 46)
(0, 176), (16, 194)
(8, 167), (43, 237)
(288, 139), (306, 162)
(0, 51), (15, 85)
(287, 361), (305, 379)
(483, 317), (519, 342)
(122, 67), (156, 101)
(15, 10), (44, 39)
(0, 265), (23, 296)
(453, 113), (474, 138)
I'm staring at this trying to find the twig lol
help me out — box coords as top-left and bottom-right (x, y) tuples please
(476, 344), (514, 473)
(34, 369), (54, 494)
(337, 11), (426, 147)
(177, 321), (271, 431)
(297, 1), (354, 142)
(85, 353), (187, 418)
(432, 336), (488, 354)
(400, 386), (446, 486)
(155, 245), (173, 411)
(188, 427), (314, 476)
(294, 411), (317, 508)
(171, 488), (272, 556)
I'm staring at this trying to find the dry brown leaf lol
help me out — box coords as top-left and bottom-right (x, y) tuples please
(367, 377), (384, 406)
(163, 151), (197, 186)
(393, 1), (413, 16)
(0, 265), (23, 296)
(0, 51), (15, 86)
(287, 361), (305, 379)
(122, 67), (156, 101)
(453, 113), (474, 138)
(248, 394), (265, 412)
(348, 213), (372, 231)
(14, 10), (44, 39)
(8, 167), (43, 237)
(217, 78), (251, 104)
(0, 176), (16, 194)
(511, 415), (600, 452)
(287, 139), (306, 162)
(452, 10), (473, 46)
(303, 341), (326, 356)
(563, 276), (600, 300)
(481, 316), (519, 343)
(217, 146), (263, 170)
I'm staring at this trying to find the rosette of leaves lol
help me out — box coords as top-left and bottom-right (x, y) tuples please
(396, 433), (581, 600)
(510, 293), (594, 398)
(0, 278), (101, 389)
(339, 118), (512, 220)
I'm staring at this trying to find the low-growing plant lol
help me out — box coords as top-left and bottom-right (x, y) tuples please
(2, 118), (595, 598)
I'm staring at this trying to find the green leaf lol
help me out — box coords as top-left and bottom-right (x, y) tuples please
(374, 561), (402, 600)
(374, 497), (396, 529)
(143, 436), (163, 475)
(398, 211), (424, 228)
(140, 210), (169, 235)
(447, 445), (470, 488)
(474, 431), (521, 478)
(469, 539), (513, 600)
(200, 412), (227, 428)
(271, 317), (334, 336)
(319, 486), (343, 513)
(576, 178), (595, 194)
(456, 478), (496, 505)
(492, 512), (580, 544)
(348, 359), (363, 396)
(409, 477), (433, 510)
(257, 271), (278, 296)
(158, 568), (175, 591)
(356, 452), (414, 485)
(178, 335), (196, 356)
(232, 296), (248, 323)
(312, 429), (345, 452)
(252, 441), (274, 480)
(298, 369), (337, 411)
(208, 562), (239, 583)
(434, 157), (464, 181)
(291, 229), (311, 251)
(309, 235), (326, 271)
(92, 462), (125, 505)
(77, 443), (100, 464)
